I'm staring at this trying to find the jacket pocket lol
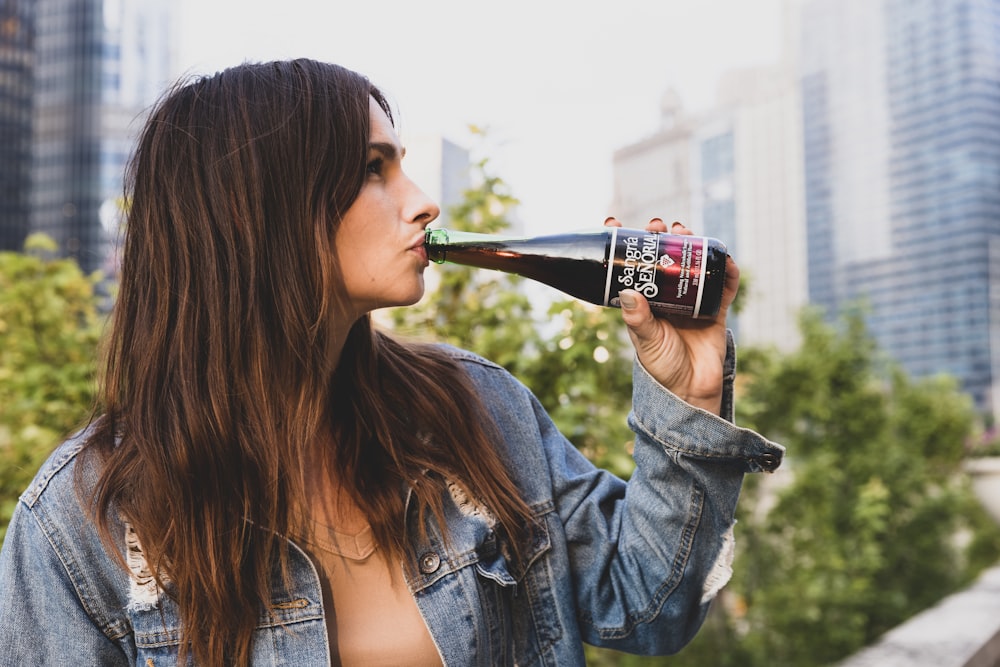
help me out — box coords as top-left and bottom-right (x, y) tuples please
(127, 585), (326, 665)
(474, 507), (562, 667)
(129, 601), (193, 667)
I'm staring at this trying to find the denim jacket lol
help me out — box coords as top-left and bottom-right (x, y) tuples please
(0, 342), (783, 666)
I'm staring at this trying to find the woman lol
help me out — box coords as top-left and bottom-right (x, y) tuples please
(0, 59), (782, 666)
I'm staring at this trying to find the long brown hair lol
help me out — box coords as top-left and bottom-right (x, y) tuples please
(83, 59), (532, 666)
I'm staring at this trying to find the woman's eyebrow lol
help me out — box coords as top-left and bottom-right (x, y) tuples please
(369, 141), (405, 160)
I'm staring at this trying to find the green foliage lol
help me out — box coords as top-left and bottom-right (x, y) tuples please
(665, 307), (1000, 667)
(968, 426), (1000, 457)
(522, 303), (636, 475)
(0, 234), (103, 542)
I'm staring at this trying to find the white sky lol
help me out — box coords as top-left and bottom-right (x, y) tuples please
(174, 0), (785, 234)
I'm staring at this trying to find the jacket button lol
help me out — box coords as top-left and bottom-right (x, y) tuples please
(419, 552), (441, 574)
(757, 453), (780, 471)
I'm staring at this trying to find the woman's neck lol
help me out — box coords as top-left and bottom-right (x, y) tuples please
(304, 463), (369, 534)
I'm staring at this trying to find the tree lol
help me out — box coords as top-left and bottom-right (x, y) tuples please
(0, 234), (104, 542)
(664, 306), (1000, 667)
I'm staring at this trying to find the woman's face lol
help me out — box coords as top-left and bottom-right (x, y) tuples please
(335, 97), (440, 318)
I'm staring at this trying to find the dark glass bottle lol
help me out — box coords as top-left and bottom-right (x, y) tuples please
(424, 227), (728, 319)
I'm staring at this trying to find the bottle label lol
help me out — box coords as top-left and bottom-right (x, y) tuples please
(603, 228), (709, 317)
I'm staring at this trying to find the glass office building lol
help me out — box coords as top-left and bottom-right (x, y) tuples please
(697, 127), (740, 340)
(0, 0), (33, 253)
(801, 0), (1000, 417)
(0, 0), (171, 274)
(31, 0), (105, 273)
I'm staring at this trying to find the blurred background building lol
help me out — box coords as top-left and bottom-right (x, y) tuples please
(800, 0), (1000, 419)
(611, 50), (807, 353)
(612, 0), (1000, 419)
(0, 0), (173, 275)
(0, 0), (33, 254)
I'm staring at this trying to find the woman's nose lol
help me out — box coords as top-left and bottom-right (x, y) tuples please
(408, 179), (440, 226)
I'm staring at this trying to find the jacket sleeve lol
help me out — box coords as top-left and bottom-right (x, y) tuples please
(476, 337), (784, 655)
(0, 499), (129, 666)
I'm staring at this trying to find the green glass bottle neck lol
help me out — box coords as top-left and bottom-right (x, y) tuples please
(424, 228), (517, 264)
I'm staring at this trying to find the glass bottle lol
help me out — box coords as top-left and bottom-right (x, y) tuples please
(424, 227), (728, 319)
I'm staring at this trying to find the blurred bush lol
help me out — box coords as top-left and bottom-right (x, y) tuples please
(0, 234), (103, 542)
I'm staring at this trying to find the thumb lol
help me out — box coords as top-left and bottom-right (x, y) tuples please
(618, 289), (662, 347)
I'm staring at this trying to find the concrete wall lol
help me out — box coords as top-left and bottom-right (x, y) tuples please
(836, 564), (1000, 667)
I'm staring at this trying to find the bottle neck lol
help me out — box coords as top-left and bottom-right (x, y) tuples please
(424, 228), (515, 264)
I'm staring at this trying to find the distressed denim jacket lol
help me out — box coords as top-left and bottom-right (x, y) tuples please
(0, 342), (783, 666)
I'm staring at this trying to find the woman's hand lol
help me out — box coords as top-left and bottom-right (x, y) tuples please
(604, 217), (738, 415)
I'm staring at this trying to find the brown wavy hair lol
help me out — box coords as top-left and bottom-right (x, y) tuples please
(82, 59), (532, 666)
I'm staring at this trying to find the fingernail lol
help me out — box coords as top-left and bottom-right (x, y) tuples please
(651, 217), (663, 224)
(618, 290), (638, 309)
(671, 221), (684, 230)
(604, 216), (617, 224)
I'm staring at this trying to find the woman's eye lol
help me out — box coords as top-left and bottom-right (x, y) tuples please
(366, 157), (384, 178)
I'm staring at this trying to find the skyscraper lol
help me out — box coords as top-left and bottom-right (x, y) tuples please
(800, 0), (1000, 417)
(699, 63), (808, 351)
(0, 0), (33, 253)
(0, 0), (172, 274)
(30, 0), (105, 273)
